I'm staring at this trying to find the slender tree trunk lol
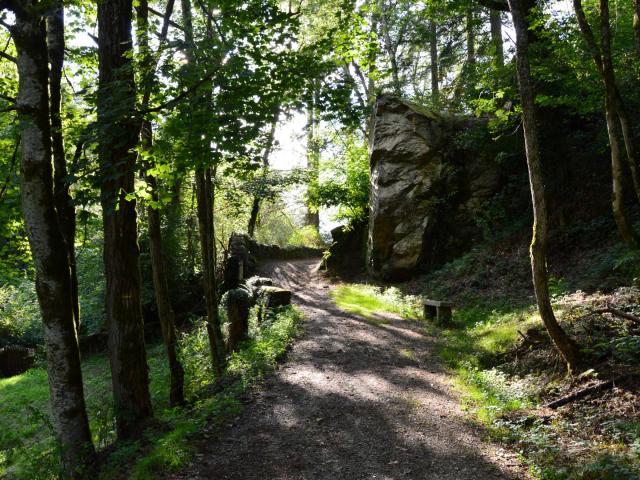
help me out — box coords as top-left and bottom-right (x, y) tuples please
(600, 0), (640, 247)
(633, 0), (640, 58)
(490, 9), (504, 67)
(165, 179), (183, 287)
(466, 8), (476, 66)
(181, 0), (225, 375)
(429, 20), (439, 105)
(306, 84), (320, 230)
(573, 0), (640, 246)
(195, 168), (225, 374)
(11, 9), (94, 475)
(47, 7), (80, 333)
(508, 0), (581, 372)
(136, 0), (185, 407)
(247, 107), (279, 238)
(98, 0), (153, 439)
(146, 158), (185, 406)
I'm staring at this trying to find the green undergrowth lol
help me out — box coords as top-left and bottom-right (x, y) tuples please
(0, 305), (303, 480)
(330, 284), (422, 323)
(330, 279), (640, 479)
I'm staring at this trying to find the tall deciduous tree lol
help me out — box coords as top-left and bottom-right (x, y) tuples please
(3, 0), (94, 474)
(97, 0), (153, 438)
(181, 0), (225, 375)
(573, 0), (640, 248)
(47, 5), (80, 332)
(507, 0), (581, 372)
(489, 9), (504, 67)
(136, 0), (185, 407)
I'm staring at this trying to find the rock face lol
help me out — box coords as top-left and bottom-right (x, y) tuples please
(367, 95), (502, 280)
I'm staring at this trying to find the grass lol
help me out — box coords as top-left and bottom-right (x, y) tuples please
(330, 284), (422, 323)
(0, 305), (303, 480)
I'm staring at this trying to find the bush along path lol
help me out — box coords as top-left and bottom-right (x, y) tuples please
(168, 259), (528, 480)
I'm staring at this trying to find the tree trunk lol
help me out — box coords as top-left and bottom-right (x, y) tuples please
(306, 85), (320, 230)
(47, 7), (80, 333)
(11, 9), (94, 475)
(600, 0), (640, 247)
(135, 0), (185, 407)
(633, 0), (640, 58)
(508, 0), (581, 373)
(429, 20), (439, 104)
(195, 168), (225, 374)
(181, 0), (225, 375)
(98, 0), (153, 439)
(248, 107), (279, 238)
(466, 8), (476, 66)
(573, 0), (640, 247)
(147, 164), (185, 406)
(490, 9), (504, 67)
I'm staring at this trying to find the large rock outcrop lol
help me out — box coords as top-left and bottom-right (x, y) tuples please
(367, 95), (503, 280)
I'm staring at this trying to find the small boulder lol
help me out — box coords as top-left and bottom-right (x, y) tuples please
(259, 286), (292, 309)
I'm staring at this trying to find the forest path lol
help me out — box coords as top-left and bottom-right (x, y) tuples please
(170, 259), (528, 479)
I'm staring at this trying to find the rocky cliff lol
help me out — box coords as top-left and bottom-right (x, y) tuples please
(367, 95), (504, 280)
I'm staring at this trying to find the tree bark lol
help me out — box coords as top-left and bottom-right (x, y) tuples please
(195, 168), (225, 374)
(136, 0), (185, 407)
(466, 8), (476, 66)
(306, 84), (320, 230)
(98, 0), (153, 439)
(247, 107), (279, 238)
(429, 20), (439, 105)
(633, 0), (640, 58)
(146, 162), (185, 406)
(181, 0), (225, 375)
(508, 0), (581, 372)
(489, 9), (504, 67)
(573, 0), (640, 247)
(10, 7), (94, 475)
(47, 6), (80, 333)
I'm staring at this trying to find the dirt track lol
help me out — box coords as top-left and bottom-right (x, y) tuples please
(169, 259), (527, 480)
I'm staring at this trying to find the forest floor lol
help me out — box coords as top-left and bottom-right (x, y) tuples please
(168, 259), (529, 480)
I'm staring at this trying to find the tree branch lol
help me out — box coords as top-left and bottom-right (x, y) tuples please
(149, 6), (183, 32)
(139, 68), (217, 114)
(0, 49), (16, 63)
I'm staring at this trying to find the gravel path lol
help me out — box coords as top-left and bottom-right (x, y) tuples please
(170, 259), (528, 480)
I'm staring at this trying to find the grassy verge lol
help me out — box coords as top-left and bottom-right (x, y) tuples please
(330, 284), (422, 322)
(0, 305), (303, 480)
(330, 283), (640, 480)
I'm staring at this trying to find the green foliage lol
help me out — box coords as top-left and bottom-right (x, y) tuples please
(0, 279), (42, 347)
(0, 306), (303, 479)
(286, 225), (325, 248)
(307, 134), (369, 223)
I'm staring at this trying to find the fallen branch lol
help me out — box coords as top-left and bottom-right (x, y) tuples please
(593, 306), (640, 325)
(545, 375), (628, 409)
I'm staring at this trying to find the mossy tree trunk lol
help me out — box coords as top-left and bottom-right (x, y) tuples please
(8, 4), (94, 475)
(508, 0), (581, 373)
(573, 0), (640, 248)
